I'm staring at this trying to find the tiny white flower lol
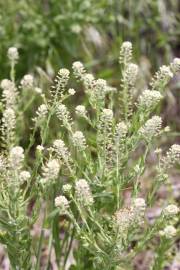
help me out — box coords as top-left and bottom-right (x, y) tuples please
(75, 105), (87, 117)
(68, 88), (76, 95)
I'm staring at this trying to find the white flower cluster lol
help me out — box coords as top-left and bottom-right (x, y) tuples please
(72, 131), (86, 150)
(75, 105), (87, 117)
(133, 198), (146, 211)
(62, 184), (72, 194)
(115, 121), (128, 140)
(119, 41), (132, 65)
(151, 65), (173, 91)
(56, 104), (71, 125)
(21, 74), (34, 89)
(139, 116), (162, 138)
(162, 144), (180, 169)
(1, 79), (17, 108)
(75, 179), (93, 206)
(101, 109), (113, 122)
(163, 204), (179, 216)
(19, 170), (31, 184)
(2, 108), (16, 134)
(115, 207), (134, 232)
(115, 198), (146, 233)
(98, 109), (113, 147)
(124, 63), (138, 86)
(34, 104), (48, 122)
(83, 73), (94, 92)
(159, 225), (176, 239)
(9, 146), (24, 168)
(138, 89), (162, 109)
(7, 47), (19, 62)
(68, 88), (76, 95)
(0, 155), (7, 173)
(55, 195), (69, 214)
(72, 61), (85, 80)
(56, 68), (70, 89)
(42, 159), (60, 182)
(170, 58), (180, 73)
(53, 139), (71, 163)
(93, 79), (107, 100)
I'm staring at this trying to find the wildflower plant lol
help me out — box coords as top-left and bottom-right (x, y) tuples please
(0, 43), (179, 270)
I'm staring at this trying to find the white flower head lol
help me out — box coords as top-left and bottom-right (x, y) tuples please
(9, 146), (24, 168)
(151, 65), (173, 91)
(133, 198), (146, 211)
(68, 88), (76, 95)
(55, 195), (69, 214)
(0, 155), (7, 173)
(138, 90), (162, 109)
(7, 47), (19, 62)
(2, 108), (16, 131)
(56, 104), (71, 123)
(164, 204), (179, 216)
(75, 179), (93, 206)
(124, 63), (138, 86)
(52, 139), (71, 164)
(21, 74), (34, 89)
(75, 105), (87, 117)
(101, 109), (113, 121)
(162, 144), (180, 169)
(72, 61), (85, 79)
(1, 79), (17, 108)
(42, 159), (60, 181)
(72, 131), (86, 150)
(139, 115), (162, 138)
(115, 122), (128, 139)
(19, 171), (31, 183)
(171, 58), (180, 73)
(115, 207), (134, 232)
(62, 184), (72, 194)
(83, 73), (94, 91)
(160, 225), (176, 238)
(119, 41), (132, 64)
(35, 104), (48, 121)
(56, 68), (70, 89)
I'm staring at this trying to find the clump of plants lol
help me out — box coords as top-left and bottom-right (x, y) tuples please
(0, 43), (179, 269)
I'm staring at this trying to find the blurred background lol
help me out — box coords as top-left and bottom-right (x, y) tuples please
(0, 0), (179, 75)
